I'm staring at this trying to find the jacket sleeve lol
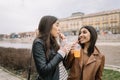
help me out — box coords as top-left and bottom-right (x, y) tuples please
(63, 50), (75, 70)
(32, 41), (63, 77)
(95, 55), (105, 80)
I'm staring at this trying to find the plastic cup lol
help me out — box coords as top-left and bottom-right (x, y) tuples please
(71, 43), (81, 58)
(73, 50), (80, 58)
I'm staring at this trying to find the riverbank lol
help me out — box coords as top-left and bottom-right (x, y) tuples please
(0, 37), (35, 43)
(0, 66), (25, 80)
(0, 65), (120, 80)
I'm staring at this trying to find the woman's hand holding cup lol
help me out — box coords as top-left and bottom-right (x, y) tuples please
(70, 41), (81, 58)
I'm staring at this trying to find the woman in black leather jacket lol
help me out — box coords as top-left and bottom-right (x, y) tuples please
(32, 16), (69, 80)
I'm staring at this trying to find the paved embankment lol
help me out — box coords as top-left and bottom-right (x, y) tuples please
(0, 66), (25, 80)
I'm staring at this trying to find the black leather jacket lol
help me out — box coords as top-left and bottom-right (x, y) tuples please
(32, 38), (64, 80)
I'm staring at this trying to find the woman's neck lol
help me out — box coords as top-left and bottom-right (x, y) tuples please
(83, 47), (88, 54)
(83, 42), (90, 54)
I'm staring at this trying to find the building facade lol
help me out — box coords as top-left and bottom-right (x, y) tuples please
(59, 9), (120, 35)
(59, 12), (83, 35)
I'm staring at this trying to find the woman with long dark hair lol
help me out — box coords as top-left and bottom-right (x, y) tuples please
(32, 16), (69, 80)
(65, 26), (105, 80)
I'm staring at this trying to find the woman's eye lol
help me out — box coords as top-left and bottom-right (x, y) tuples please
(56, 24), (59, 27)
(83, 31), (87, 34)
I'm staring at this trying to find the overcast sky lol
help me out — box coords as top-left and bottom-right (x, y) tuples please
(0, 0), (120, 34)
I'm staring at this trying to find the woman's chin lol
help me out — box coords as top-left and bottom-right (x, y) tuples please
(80, 41), (85, 44)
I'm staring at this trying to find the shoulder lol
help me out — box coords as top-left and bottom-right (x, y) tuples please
(32, 38), (46, 52)
(32, 38), (45, 49)
(33, 38), (44, 45)
(95, 46), (105, 59)
(99, 53), (105, 59)
(97, 51), (105, 62)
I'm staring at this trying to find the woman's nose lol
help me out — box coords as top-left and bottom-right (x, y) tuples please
(79, 33), (83, 38)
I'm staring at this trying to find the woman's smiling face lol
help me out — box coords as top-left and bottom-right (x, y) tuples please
(79, 28), (91, 44)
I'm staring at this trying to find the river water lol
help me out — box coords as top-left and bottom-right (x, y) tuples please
(0, 41), (120, 48)
(0, 42), (32, 49)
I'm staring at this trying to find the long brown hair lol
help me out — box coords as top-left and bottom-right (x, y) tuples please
(37, 16), (60, 59)
(78, 26), (98, 56)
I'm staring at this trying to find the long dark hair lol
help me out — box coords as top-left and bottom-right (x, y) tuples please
(78, 26), (98, 56)
(37, 15), (60, 59)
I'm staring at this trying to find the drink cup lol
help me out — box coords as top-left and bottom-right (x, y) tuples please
(72, 44), (81, 58)
(73, 50), (80, 58)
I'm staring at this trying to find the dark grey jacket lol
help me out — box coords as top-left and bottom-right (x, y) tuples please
(32, 38), (64, 80)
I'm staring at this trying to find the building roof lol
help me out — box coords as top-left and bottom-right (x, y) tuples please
(83, 9), (120, 18)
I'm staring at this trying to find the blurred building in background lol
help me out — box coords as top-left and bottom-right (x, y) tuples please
(59, 9), (120, 35)
(1, 9), (120, 40)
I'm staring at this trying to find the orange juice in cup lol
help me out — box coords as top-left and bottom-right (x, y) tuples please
(73, 50), (80, 58)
